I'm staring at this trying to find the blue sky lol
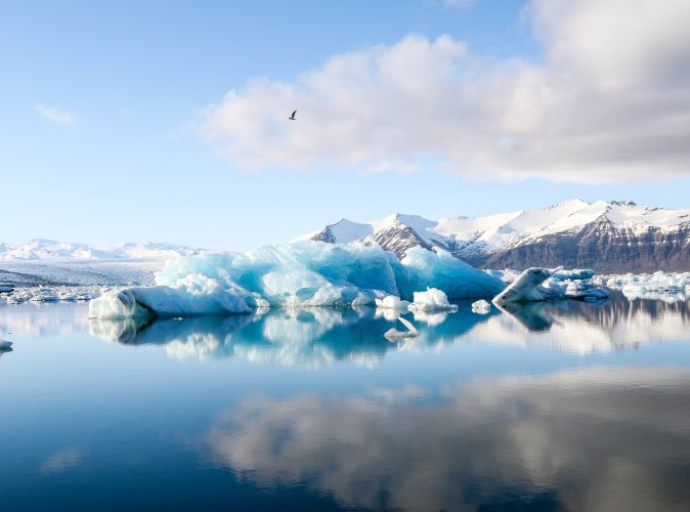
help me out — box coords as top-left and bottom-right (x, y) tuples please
(2, 0), (689, 250)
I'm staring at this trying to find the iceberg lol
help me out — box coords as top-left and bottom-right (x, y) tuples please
(397, 248), (505, 299)
(87, 241), (607, 320)
(88, 284), (251, 320)
(493, 267), (607, 304)
(375, 295), (410, 310)
(90, 242), (504, 319)
(409, 288), (458, 312)
(471, 299), (492, 314)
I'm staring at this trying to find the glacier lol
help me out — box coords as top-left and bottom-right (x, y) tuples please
(89, 242), (505, 319)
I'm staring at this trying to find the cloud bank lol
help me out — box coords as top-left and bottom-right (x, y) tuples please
(200, 0), (690, 182)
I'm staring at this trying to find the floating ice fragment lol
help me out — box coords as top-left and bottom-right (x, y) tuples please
(471, 299), (492, 314)
(375, 295), (411, 309)
(409, 288), (458, 312)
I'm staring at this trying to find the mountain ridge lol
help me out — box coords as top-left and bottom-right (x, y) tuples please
(297, 200), (690, 272)
(0, 239), (203, 263)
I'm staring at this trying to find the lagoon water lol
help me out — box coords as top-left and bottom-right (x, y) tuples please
(1, 294), (690, 511)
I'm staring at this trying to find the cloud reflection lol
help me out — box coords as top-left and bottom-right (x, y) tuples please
(205, 367), (690, 512)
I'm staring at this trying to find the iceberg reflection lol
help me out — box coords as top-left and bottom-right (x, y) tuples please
(88, 307), (494, 367)
(483, 293), (690, 354)
(88, 294), (690, 364)
(204, 367), (690, 512)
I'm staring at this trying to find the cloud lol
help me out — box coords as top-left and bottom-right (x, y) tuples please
(205, 367), (690, 511)
(34, 104), (76, 126)
(200, 0), (690, 182)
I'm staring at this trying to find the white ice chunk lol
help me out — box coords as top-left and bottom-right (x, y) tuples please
(471, 299), (492, 314)
(409, 288), (458, 312)
(375, 295), (411, 309)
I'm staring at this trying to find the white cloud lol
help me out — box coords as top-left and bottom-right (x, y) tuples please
(34, 104), (76, 126)
(200, 0), (690, 183)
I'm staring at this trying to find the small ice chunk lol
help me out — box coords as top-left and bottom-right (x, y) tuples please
(409, 288), (458, 312)
(471, 299), (492, 314)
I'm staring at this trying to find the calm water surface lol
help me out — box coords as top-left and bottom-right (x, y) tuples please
(1, 294), (690, 511)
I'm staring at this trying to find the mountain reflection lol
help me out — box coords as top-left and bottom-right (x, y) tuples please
(87, 294), (690, 364)
(205, 367), (690, 512)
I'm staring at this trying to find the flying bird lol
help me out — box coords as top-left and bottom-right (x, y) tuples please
(288, 110), (297, 121)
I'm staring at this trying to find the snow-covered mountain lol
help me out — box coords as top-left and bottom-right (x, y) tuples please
(297, 200), (690, 272)
(0, 239), (201, 262)
(0, 240), (204, 286)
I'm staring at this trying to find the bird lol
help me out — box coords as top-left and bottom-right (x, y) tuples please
(288, 110), (297, 121)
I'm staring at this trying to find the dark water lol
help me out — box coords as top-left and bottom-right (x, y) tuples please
(1, 294), (690, 511)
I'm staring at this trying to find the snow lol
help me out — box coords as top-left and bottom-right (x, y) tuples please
(409, 288), (458, 312)
(326, 219), (374, 243)
(0, 239), (202, 262)
(493, 267), (608, 304)
(0, 239), (207, 288)
(298, 200), (690, 256)
(89, 242), (503, 319)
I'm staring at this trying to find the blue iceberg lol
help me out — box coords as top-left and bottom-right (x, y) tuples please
(89, 242), (505, 319)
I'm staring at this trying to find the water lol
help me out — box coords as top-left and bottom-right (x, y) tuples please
(1, 294), (690, 511)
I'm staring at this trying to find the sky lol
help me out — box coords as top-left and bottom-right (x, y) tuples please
(2, 0), (689, 250)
